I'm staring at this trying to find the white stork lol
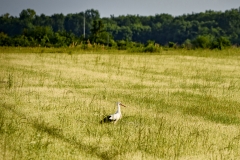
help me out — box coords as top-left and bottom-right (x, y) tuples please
(100, 102), (127, 124)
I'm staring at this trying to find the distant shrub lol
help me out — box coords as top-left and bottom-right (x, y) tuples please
(126, 40), (161, 53)
(117, 40), (127, 50)
(143, 41), (161, 53)
(144, 44), (157, 52)
(192, 35), (212, 49)
(168, 41), (177, 48)
(0, 32), (10, 46)
(182, 39), (193, 49)
(211, 36), (231, 50)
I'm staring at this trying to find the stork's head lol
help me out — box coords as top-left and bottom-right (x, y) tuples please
(117, 102), (126, 107)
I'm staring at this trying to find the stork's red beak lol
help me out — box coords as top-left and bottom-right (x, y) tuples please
(120, 103), (127, 107)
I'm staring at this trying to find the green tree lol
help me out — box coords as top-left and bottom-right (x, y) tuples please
(13, 35), (30, 47)
(115, 26), (132, 41)
(211, 36), (231, 50)
(0, 32), (10, 46)
(23, 26), (53, 46)
(19, 9), (36, 30)
(51, 14), (65, 32)
(192, 35), (213, 48)
(90, 20), (110, 44)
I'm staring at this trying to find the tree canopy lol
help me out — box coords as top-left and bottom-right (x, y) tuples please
(0, 7), (240, 49)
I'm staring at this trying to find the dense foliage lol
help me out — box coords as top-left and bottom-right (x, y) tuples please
(1, 7), (240, 50)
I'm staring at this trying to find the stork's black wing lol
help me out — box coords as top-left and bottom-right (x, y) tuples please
(100, 115), (116, 123)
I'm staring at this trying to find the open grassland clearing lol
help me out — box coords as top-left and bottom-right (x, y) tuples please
(1, 47), (240, 159)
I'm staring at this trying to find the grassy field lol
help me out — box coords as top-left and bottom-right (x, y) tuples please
(1, 47), (240, 159)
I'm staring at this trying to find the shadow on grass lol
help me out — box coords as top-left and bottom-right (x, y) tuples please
(174, 91), (240, 125)
(184, 106), (240, 125)
(1, 102), (117, 160)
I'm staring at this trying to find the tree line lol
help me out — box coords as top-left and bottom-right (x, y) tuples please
(1, 7), (240, 50)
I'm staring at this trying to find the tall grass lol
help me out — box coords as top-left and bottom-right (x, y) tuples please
(0, 47), (240, 159)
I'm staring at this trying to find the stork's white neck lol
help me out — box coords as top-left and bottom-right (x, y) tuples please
(116, 104), (121, 113)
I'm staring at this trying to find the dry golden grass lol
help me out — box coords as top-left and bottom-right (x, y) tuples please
(1, 47), (240, 159)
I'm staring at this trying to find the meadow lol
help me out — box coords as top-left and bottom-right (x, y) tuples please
(1, 47), (240, 159)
